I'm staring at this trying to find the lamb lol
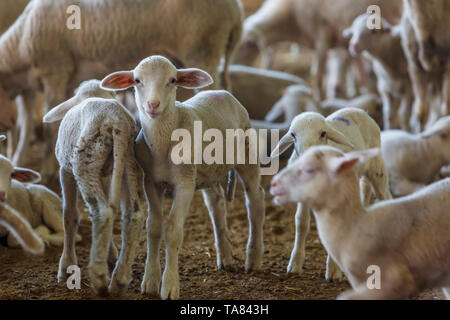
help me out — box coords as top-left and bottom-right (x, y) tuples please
(0, 0), (243, 179)
(229, 65), (304, 120)
(43, 80), (147, 296)
(254, 85), (382, 132)
(270, 108), (391, 280)
(235, 0), (403, 98)
(101, 55), (266, 300)
(401, 0), (450, 132)
(270, 145), (450, 299)
(0, 202), (44, 255)
(0, 142), (70, 249)
(343, 13), (414, 131)
(381, 115), (450, 197)
(0, 134), (43, 255)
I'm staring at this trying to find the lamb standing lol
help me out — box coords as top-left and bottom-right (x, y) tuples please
(270, 146), (450, 299)
(343, 13), (414, 131)
(0, 136), (70, 248)
(43, 80), (147, 296)
(101, 56), (266, 300)
(381, 115), (450, 196)
(270, 108), (391, 280)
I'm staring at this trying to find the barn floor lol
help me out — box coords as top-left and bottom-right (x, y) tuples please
(0, 151), (445, 300)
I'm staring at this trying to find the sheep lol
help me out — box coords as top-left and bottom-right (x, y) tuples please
(43, 80), (147, 296)
(0, 202), (44, 255)
(401, 0), (450, 132)
(381, 115), (450, 197)
(0, 141), (71, 249)
(0, 0), (243, 180)
(229, 65), (305, 120)
(254, 84), (382, 132)
(235, 0), (403, 98)
(270, 145), (450, 299)
(270, 108), (391, 280)
(101, 55), (266, 300)
(325, 47), (352, 99)
(343, 13), (414, 131)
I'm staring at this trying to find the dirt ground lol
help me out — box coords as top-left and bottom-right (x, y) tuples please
(0, 145), (445, 300)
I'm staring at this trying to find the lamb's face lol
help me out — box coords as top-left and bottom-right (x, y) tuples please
(0, 155), (41, 202)
(290, 114), (329, 153)
(270, 147), (343, 206)
(0, 86), (17, 131)
(133, 56), (178, 120)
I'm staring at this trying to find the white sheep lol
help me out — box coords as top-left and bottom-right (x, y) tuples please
(0, 0), (243, 180)
(235, 0), (402, 98)
(401, 0), (450, 132)
(381, 115), (450, 196)
(0, 136), (42, 256)
(43, 80), (147, 296)
(270, 108), (392, 280)
(343, 13), (414, 131)
(270, 145), (450, 299)
(101, 55), (266, 300)
(0, 144), (71, 249)
(0, 202), (44, 255)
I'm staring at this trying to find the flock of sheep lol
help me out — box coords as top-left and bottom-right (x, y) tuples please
(0, 0), (449, 300)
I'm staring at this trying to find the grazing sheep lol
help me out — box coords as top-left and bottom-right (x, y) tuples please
(381, 115), (450, 196)
(0, 202), (44, 255)
(270, 108), (391, 280)
(229, 65), (304, 120)
(101, 55), (266, 300)
(343, 13), (414, 131)
(270, 145), (450, 299)
(401, 0), (450, 132)
(0, 136), (69, 249)
(43, 80), (147, 296)
(0, 0), (243, 179)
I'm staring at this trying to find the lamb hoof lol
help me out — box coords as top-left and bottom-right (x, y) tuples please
(161, 271), (179, 300)
(141, 275), (161, 297)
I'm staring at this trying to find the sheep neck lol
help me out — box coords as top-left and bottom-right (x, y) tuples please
(414, 134), (447, 173)
(312, 173), (366, 259)
(140, 100), (178, 155)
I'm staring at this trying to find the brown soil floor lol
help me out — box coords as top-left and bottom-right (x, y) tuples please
(0, 148), (444, 300)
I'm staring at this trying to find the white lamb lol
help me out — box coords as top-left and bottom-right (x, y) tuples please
(270, 145), (450, 299)
(43, 80), (147, 296)
(101, 55), (266, 300)
(0, 139), (70, 249)
(381, 115), (450, 196)
(270, 108), (392, 281)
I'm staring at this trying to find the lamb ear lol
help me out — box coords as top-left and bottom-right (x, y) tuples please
(325, 125), (355, 150)
(0, 135), (6, 142)
(330, 148), (380, 175)
(43, 96), (80, 123)
(271, 132), (295, 159)
(12, 168), (41, 184)
(176, 68), (213, 89)
(101, 71), (135, 91)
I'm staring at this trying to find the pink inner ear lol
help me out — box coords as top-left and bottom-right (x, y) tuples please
(178, 71), (209, 87)
(104, 75), (135, 89)
(12, 171), (36, 183)
(336, 158), (359, 174)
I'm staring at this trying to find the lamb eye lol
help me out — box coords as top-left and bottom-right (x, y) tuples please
(290, 132), (296, 140)
(320, 131), (326, 138)
(170, 78), (177, 84)
(135, 78), (141, 84)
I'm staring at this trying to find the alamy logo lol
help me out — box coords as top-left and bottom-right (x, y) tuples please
(366, 5), (382, 30)
(170, 121), (280, 175)
(366, 265), (381, 290)
(66, 5), (81, 30)
(66, 265), (81, 290)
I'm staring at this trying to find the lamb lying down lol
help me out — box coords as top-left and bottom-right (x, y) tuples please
(0, 144), (80, 248)
(270, 145), (450, 300)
